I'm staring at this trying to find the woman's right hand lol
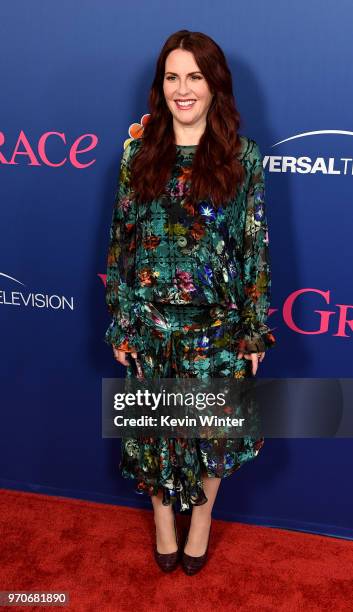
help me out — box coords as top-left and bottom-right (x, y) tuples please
(112, 346), (137, 367)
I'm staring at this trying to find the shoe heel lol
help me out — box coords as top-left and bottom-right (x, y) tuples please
(181, 521), (212, 576)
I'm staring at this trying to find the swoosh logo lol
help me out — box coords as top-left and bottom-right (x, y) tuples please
(0, 272), (26, 285)
(272, 130), (353, 147)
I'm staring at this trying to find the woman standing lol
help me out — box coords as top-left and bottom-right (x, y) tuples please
(104, 30), (276, 575)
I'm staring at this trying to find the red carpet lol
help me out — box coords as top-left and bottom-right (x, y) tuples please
(0, 489), (352, 611)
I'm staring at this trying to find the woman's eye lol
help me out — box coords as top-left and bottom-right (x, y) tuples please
(165, 75), (202, 81)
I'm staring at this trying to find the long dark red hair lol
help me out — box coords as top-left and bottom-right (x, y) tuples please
(130, 30), (246, 208)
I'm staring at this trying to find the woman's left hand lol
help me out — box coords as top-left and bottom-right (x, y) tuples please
(237, 351), (265, 376)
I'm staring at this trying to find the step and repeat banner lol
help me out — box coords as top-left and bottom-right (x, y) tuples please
(1, 1), (352, 536)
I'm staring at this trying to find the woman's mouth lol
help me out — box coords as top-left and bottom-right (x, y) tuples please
(174, 99), (197, 110)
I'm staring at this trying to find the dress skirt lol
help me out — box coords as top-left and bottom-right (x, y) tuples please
(119, 301), (264, 512)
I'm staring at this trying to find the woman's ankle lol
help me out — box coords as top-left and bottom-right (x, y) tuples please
(154, 508), (177, 553)
(190, 506), (212, 525)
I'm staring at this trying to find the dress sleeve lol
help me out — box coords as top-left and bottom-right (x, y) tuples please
(104, 140), (144, 353)
(237, 140), (276, 354)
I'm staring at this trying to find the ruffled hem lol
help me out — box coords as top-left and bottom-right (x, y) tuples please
(119, 434), (265, 511)
(120, 469), (209, 512)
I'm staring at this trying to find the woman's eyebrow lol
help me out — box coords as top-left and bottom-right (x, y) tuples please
(165, 71), (202, 75)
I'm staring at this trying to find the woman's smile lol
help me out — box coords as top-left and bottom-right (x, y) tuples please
(174, 99), (197, 110)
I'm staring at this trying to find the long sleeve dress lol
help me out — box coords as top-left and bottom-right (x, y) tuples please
(104, 136), (276, 511)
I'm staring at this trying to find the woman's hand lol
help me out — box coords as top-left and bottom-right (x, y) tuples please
(237, 351), (265, 376)
(112, 346), (137, 367)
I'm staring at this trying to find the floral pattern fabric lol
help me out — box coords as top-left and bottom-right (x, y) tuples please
(104, 136), (276, 511)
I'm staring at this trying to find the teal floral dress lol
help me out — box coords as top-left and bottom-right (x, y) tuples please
(104, 136), (276, 511)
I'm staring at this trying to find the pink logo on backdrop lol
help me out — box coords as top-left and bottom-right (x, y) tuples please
(97, 278), (353, 339)
(283, 288), (353, 337)
(0, 130), (98, 168)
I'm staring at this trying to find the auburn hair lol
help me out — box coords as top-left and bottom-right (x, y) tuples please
(130, 29), (246, 208)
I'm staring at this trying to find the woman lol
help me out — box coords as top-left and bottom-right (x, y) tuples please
(104, 30), (276, 575)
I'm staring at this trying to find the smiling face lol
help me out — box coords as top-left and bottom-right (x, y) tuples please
(163, 48), (214, 140)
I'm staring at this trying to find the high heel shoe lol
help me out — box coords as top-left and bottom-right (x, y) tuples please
(181, 520), (212, 576)
(153, 512), (180, 573)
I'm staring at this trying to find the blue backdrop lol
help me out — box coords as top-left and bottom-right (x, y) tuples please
(1, 0), (352, 538)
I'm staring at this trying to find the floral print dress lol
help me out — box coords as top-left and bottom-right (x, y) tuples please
(104, 136), (276, 511)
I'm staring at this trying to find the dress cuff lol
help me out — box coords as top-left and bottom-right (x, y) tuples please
(104, 316), (145, 353)
(236, 323), (276, 354)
